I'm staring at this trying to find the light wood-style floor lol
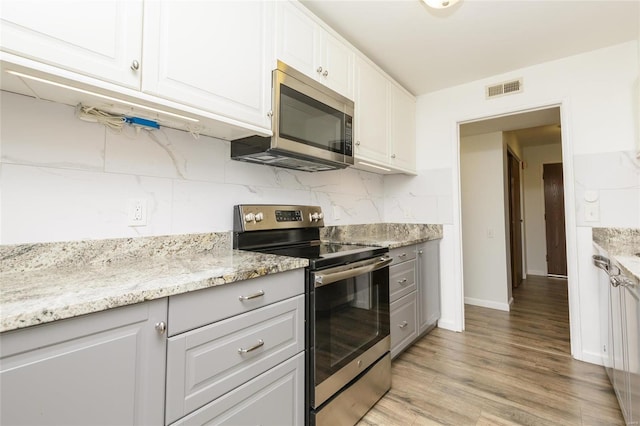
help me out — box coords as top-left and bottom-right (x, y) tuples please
(358, 275), (624, 426)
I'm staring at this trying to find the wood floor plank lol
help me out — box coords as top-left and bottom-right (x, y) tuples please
(358, 276), (624, 426)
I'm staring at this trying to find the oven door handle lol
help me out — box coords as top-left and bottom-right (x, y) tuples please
(314, 256), (392, 287)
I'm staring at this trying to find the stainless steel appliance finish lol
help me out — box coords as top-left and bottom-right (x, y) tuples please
(593, 253), (639, 425)
(315, 353), (391, 426)
(233, 205), (391, 426)
(231, 61), (355, 172)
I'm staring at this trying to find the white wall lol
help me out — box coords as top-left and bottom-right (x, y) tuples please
(460, 132), (510, 310)
(0, 91), (385, 244)
(386, 40), (639, 362)
(522, 143), (563, 276)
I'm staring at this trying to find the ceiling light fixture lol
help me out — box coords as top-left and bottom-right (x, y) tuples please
(421, 0), (460, 9)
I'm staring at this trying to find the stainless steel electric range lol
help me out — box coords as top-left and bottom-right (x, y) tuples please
(233, 205), (391, 426)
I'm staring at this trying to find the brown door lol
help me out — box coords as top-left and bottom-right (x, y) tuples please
(508, 151), (523, 288)
(543, 163), (567, 276)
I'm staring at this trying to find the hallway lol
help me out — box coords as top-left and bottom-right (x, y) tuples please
(358, 276), (624, 425)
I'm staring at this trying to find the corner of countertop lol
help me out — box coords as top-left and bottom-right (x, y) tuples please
(321, 223), (443, 248)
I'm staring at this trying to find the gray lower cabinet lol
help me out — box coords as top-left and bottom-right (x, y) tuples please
(389, 242), (441, 359)
(0, 299), (168, 426)
(389, 246), (417, 358)
(417, 240), (441, 335)
(165, 269), (305, 425)
(171, 352), (305, 425)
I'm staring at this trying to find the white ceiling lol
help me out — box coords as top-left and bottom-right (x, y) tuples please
(300, 0), (639, 96)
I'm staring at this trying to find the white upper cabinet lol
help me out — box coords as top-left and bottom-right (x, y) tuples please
(389, 82), (417, 173)
(354, 56), (417, 175)
(354, 56), (389, 165)
(276, 1), (354, 99)
(142, 1), (274, 129)
(0, 0), (143, 89)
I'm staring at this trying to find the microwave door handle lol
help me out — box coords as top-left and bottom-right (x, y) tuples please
(314, 257), (392, 287)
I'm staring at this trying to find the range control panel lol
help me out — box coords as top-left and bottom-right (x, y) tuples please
(234, 205), (324, 232)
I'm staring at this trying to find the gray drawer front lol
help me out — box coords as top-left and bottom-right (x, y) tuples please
(390, 292), (417, 358)
(170, 353), (304, 426)
(389, 246), (416, 265)
(168, 269), (304, 336)
(165, 295), (304, 424)
(389, 259), (416, 302)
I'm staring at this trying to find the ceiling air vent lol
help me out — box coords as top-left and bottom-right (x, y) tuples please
(486, 78), (523, 99)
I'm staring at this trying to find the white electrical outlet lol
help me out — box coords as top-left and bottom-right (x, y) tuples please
(333, 205), (341, 221)
(127, 198), (148, 227)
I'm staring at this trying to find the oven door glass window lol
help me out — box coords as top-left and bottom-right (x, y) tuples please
(279, 85), (345, 154)
(314, 267), (390, 385)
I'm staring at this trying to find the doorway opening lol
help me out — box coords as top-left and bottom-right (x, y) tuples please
(458, 106), (568, 341)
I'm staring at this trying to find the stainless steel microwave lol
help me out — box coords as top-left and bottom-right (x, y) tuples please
(231, 61), (354, 172)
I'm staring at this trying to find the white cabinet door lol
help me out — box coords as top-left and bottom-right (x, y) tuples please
(0, 299), (167, 425)
(0, 0), (143, 89)
(276, 1), (353, 99)
(319, 31), (354, 98)
(277, 1), (318, 78)
(354, 56), (389, 165)
(389, 83), (417, 173)
(143, 0), (273, 129)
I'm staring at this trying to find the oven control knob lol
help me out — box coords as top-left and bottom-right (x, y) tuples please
(255, 212), (264, 222)
(317, 212), (324, 220)
(244, 213), (256, 223)
(310, 212), (320, 222)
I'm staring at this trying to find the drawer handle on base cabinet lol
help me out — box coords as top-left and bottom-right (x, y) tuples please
(398, 253), (407, 258)
(238, 339), (264, 354)
(238, 290), (265, 301)
(397, 278), (408, 284)
(398, 321), (408, 329)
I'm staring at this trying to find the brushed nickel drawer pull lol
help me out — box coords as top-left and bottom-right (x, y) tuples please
(398, 278), (408, 284)
(238, 339), (264, 354)
(398, 253), (407, 258)
(238, 290), (265, 301)
(398, 321), (408, 329)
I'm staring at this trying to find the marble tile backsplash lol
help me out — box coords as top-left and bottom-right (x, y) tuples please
(574, 150), (640, 227)
(0, 92), (385, 244)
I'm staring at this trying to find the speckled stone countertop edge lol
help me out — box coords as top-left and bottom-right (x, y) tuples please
(321, 223), (443, 249)
(592, 227), (640, 283)
(0, 250), (308, 333)
(0, 224), (443, 333)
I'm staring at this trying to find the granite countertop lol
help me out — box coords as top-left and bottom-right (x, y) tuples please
(0, 233), (308, 333)
(322, 223), (443, 249)
(0, 223), (443, 334)
(592, 228), (640, 284)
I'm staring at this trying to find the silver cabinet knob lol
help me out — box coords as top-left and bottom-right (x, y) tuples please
(131, 60), (140, 71)
(322, 70), (328, 77)
(267, 110), (273, 118)
(398, 321), (408, 329)
(418, 250), (424, 255)
(391, 154), (396, 159)
(355, 141), (361, 146)
(155, 321), (167, 335)
(316, 66), (323, 74)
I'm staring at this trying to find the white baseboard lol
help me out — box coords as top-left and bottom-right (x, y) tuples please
(577, 350), (604, 366)
(527, 269), (547, 276)
(437, 318), (462, 332)
(465, 297), (510, 312)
